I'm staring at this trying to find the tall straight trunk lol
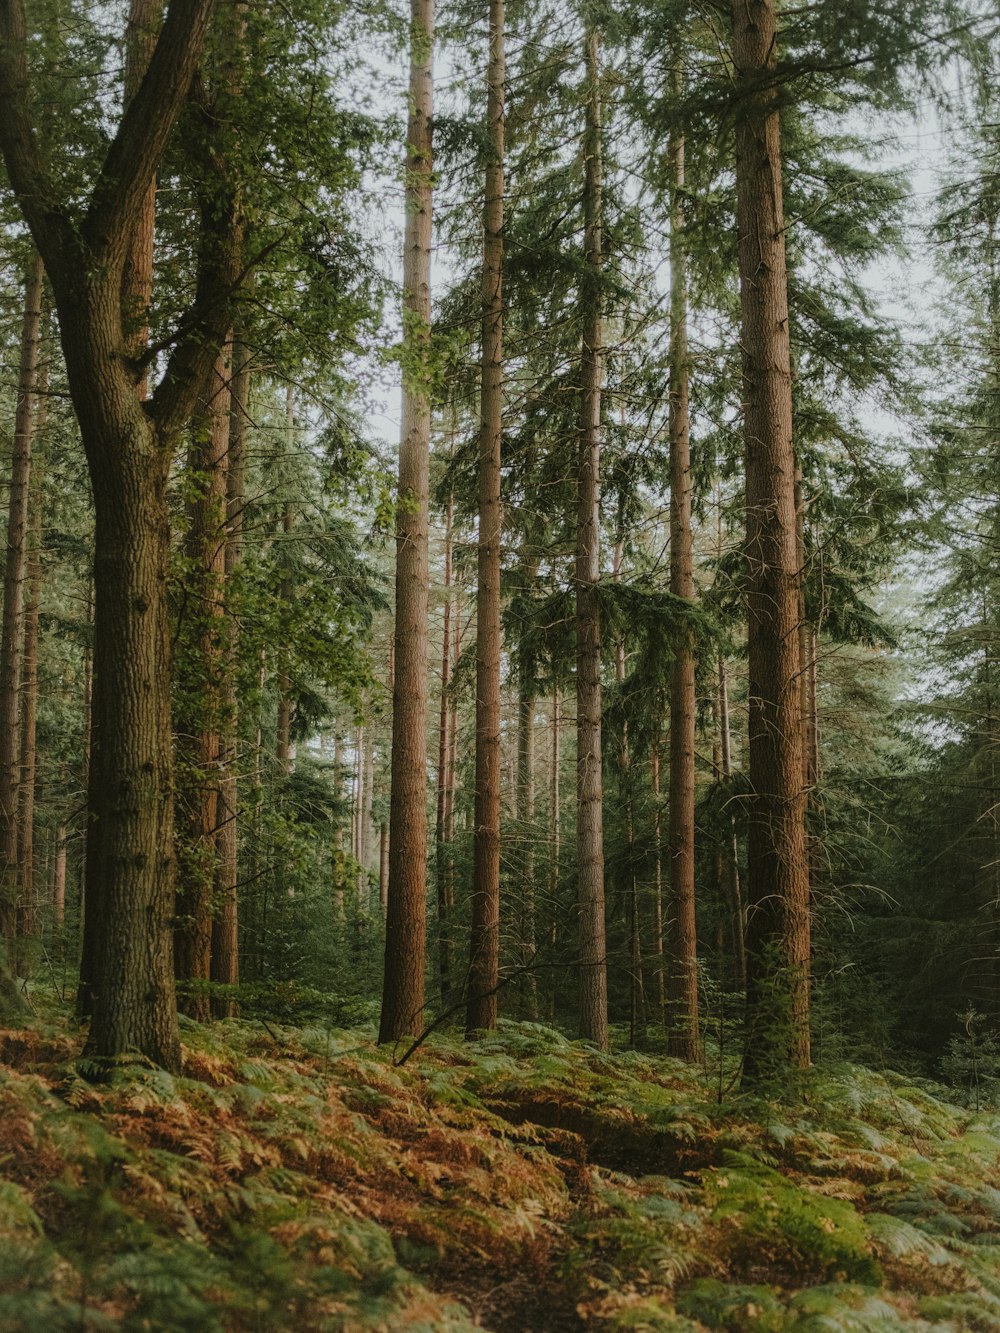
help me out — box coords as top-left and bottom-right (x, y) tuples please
(362, 731), (374, 897)
(16, 478), (42, 948)
(0, 252), (44, 952)
(467, 0), (505, 1038)
(576, 28), (608, 1051)
(379, 822), (389, 916)
(380, 0), (434, 1043)
(666, 106), (700, 1060)
(718, 656), (747, 988)
(516, 670), (537, 1018)
(212, 328), (250, 1010)
(175, 347), (231, 1018)
(435, 494), (454, 1003)
(650, 731), (666, 1021)
(613, 539), (644, 1046)
(733, 0), (810, 1079)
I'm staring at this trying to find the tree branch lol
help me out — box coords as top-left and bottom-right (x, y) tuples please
(82, 0), (218, 270)
(0, 0), (75, 269)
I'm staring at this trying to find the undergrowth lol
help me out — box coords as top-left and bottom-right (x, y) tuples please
(1, 1017), (1000, 1329)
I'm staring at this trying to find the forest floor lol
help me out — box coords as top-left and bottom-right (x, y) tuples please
(1, 1014), (999, 1330)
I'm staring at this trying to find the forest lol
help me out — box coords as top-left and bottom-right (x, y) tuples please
(3, 0), (1000, 1328)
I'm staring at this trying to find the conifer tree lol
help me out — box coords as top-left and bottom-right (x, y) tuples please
(380, 0), (435, 1044)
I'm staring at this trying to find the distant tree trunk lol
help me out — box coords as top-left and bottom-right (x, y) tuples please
(666, 99), (700, 1061)
(0, 252), (44, 956)
(435, 494), (454, 1004)
(467, 0), (505, 1038)
(576, 28), (608, 1051)
(212, 328), (250, 1013)
(718, 656), (747, 989)
(612, 538), (644, 1047)
(650, 731), (666, 1021)
(15, 480), (42, 951)
(379, 822), (389, 916)
(380, 0), (434, 1043)
(733, 0), (811, 1079)
(53, 827), (66, 928)
(516, 667), (538, 1018)
(175, 347), (231, 1019)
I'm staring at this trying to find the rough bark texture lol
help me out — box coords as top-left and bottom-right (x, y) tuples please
(666, 112), (700, 1061)
(733, 0), (811, 1079)
(0, 0), (243, 1068)
(53, 827), (66, 928)
(380, 0), (434, 1044)
(0, 253), (44, 950)
(467, 0), (505, 1038)
(576, 29), (608, 1052)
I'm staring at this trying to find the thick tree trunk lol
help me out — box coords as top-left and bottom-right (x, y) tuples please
(666, 109), (700, 1059)
(82, 403), (180, 1070)
(0, 252), (44, 953)
(467, 0), (505, 1038)
(380, 0), (434, 1043)
(733, 0), (811, 1079)
(175, 347), (231, 1019)
(435, 494), (454, 1004)
(576, 28), (608, 1051)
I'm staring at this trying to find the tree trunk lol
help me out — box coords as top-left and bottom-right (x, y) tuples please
(435, 494), (454, 1003)
(81, 402), (180, 1069)
(380, 0), (434, 1043)
(733, 0), (811, 1080)
(576, 28), (608, 1051)
(467, 0), (505, 1038)
(516, 674), (538, 1018)
(212, 328), (250, 1013)
(650, 732), (666, 1022)
(0, 252), (44, 954)
(53, 827), (66, 928)
(666, 103), (700, 1059)
(15, 478), (42, 951)
(175, 348), (231, 1019)
(718, 656), (747, 989)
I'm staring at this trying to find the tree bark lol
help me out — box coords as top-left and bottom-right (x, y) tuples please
(15, 475), (42, 951)
(718, 656), (747, 989)
(0, 0), (243, 1068)
(212, 328), (250, 1012)
(380, 0), (434, 1043)
(467, 0), (505, 1038)
(435, 494), (454, 1004)
(733, 0), (811, 1080)
(666, 102), (700, 1059)
(576, 28), (608, 1051)
(0, 252), (44, 952)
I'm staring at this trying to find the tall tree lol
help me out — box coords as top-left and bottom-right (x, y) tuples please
(467, 0), (505, 1038)
(380, 0), (435, 1043)
(665, 61), (700, 1061)
(0, 252), (43, 957)
(732, 0), (811, 1078)
(0, 0), (243, 1068)
(576, 27), (609, 1051)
